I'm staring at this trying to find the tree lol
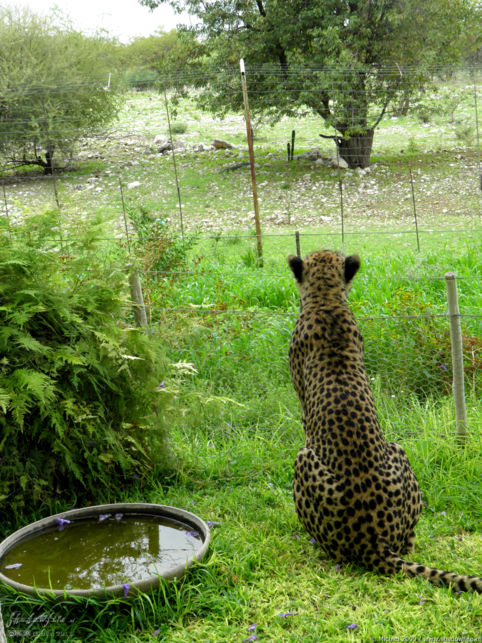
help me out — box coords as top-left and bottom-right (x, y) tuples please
(117, 29), (204, 89)
(139, 0), (480, 167)
(0, 8), (122, 174)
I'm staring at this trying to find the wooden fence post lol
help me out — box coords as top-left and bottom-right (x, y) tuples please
(127, 264), (148, 329)
(444, 272), (467, 441)
(240, 59), (263, 267)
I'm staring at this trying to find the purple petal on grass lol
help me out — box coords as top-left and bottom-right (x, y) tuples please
(247, 623), (257, 631)
(441, 364), (448, 371)
(418, 594), (426, 604)
(157, 381), (165, 389)
(267, 482), (274, 489)
(310, 537), (317, 544)
(4, 563), (22, 570)
(279, 612), (298, 618)
(152, 630), (160, 637)
(439, 511), (447, 516)
(55, 518), (71, 530)
(123, 583), (130, 598)
(114, 513), (123, 521)
(207, 521), (221, 528)
(293, 534), (300, 540)
(347, 623), (358, 630)
(243, 636), (257, 642)
(98, 513), (111, 522)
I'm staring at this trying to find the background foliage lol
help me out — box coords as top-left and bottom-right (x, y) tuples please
(0, 7), (122, 173)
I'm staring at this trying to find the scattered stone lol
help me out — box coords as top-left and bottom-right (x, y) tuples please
(213, 139), (235, 150)
(294, 149), (323, 161)
(330, 155), (349, 169)
(193, 142), (212, 152)
(221, 162), (250, 172)
(158, 141), (172, 153)
(127, 181), (141, 189)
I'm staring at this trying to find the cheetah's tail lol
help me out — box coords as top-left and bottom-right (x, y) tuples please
(387, 552), (482, 593)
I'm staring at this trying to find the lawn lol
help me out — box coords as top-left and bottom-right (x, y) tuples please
(0, 83), (481, 641)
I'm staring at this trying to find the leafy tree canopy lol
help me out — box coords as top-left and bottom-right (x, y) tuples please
(0, 7), (122, 173)
(116, 29), (204, 89)
(139, 0), (480, 167)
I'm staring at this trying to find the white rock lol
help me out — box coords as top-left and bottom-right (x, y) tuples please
(127, 181), (141, 189)
(330, 155), (349, 169)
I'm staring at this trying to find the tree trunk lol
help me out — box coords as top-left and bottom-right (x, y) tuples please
(43, 148), (53, 175)
(337, 129), (374, 168)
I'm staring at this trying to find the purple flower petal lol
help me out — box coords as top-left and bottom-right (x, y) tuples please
(267, 482), (274, 489)
(114, 513), (123, 521)
(98, 513), (111, 522)
(248, 623), (257, 631)
(4, 563), (22, 570)
(243, 636), (257, 642)
(157, 381), (165, 389)
(293, 534), (300, 540)
(418, 594), (426, 604)
(279, 612), (298, 618)
(152, 630), (160, 637)
(310, 537), (316, 544)
(123, 583), (130, 598)
(55, 518), (71, 531)
(207, 521), (221, 528)
(184, 530), (200, 538)
(347, 623), (358, 630)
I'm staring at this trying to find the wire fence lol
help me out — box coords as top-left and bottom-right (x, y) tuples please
(0, 66), (481, 432)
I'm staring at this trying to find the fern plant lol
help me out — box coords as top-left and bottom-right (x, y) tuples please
(0, 212), (170, 524)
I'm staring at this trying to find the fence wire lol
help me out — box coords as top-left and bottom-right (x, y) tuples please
(0, 68), (481, 405)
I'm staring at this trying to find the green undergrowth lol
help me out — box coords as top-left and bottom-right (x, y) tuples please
(1, 398), (480, 641)
(0, 213), (171, 526)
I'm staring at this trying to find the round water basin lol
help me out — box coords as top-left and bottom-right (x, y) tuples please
(0, 503), (210, 599)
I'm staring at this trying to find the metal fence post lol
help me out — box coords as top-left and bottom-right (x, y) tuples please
(444, 272), (467, 441)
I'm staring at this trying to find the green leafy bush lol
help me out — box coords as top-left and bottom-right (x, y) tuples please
(124, 67), (160, 90)
(0, 213), (170, 520)
(128, 204), (197, 274)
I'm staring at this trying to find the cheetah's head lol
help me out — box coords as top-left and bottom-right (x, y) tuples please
(288, 250), (360, 305)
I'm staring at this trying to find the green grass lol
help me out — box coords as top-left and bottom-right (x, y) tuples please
(1, 399), (481, 641)
(1, 85), (481, 641)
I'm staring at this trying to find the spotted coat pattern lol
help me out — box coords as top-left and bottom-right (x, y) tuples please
(288, 249), (481, 593)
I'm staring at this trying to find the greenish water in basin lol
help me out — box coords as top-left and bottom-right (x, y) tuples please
(0, 515), (201, 590)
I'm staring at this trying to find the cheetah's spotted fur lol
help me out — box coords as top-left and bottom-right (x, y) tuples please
(288, 249), (481, 593)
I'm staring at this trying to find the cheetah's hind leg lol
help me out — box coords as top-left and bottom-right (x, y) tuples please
(293, 447), (345, 560)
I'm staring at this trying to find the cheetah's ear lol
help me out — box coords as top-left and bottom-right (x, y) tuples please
(344, 254), (361, 283)
(288, 254), (304, 283)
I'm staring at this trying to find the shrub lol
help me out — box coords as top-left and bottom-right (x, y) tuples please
(168, 122), (188, 135)
(0, 213), (170, 521)
(124, 67), (159, 90)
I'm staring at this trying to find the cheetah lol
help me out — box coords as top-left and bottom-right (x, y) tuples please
(288, 249), (481, 593)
